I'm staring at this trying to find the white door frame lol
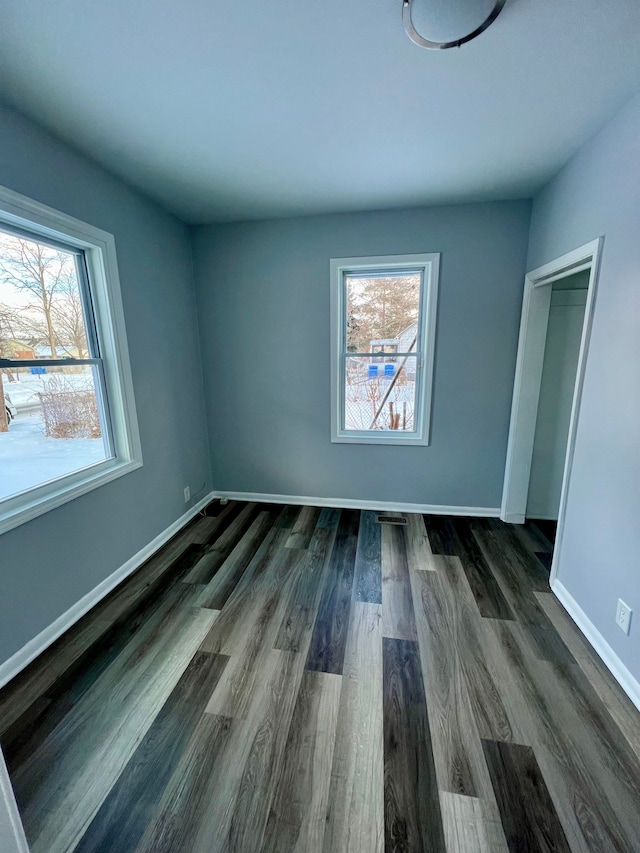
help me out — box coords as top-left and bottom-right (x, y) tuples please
(0, 749), (29, 853)
(501, 238), (603, 584)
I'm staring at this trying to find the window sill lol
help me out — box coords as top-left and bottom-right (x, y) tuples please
(0, 457), (143, 536)
(331, 431), (430, 446)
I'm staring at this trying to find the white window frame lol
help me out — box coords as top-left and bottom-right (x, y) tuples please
(0, 185), (142, 535)
(330, 252), (439, 446)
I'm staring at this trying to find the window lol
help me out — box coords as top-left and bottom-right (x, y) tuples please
(0, 186), (141, 533)
(330, 253), (439, 445)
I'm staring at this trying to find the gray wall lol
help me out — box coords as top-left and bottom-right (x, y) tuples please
(0, 103), (211, 666)
(192, 201), (531, 508)
(528, 91), (640, 680)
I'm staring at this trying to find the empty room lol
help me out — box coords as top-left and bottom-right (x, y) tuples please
(0, 1), (639, 851)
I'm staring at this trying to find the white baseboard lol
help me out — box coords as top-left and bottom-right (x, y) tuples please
(0, 491), (215, 691)
(212, 490), (500, 518)
(501, 512), (526, 524)
(552, 578), (640, 712)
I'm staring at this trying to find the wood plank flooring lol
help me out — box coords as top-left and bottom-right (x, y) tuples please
(1, 503), (639, 853)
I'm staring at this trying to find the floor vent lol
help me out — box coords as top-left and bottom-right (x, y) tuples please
(376, 515), (408, 525)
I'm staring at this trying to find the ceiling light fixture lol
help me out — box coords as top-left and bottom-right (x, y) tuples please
(402, 0), (506, 49)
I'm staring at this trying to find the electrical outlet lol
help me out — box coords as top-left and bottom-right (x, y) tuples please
(183, 486), (191, 503)
(616, 599), (632, 635)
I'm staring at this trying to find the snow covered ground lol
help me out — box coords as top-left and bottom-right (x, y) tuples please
(0, 410), (107, 501)
(3, 372), (92, 410)
(344, 375), (416, 431)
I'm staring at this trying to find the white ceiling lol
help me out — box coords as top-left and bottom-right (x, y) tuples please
(0, 0), (639, 223)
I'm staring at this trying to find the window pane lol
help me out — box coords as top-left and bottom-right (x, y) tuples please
(0, 365), (111, 500)
(344, 356), (417, 432)
(346, 272), (421, 353)
(0, 229), (91, 360)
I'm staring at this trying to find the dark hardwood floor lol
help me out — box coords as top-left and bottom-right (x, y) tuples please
(1, 502), (639, 852)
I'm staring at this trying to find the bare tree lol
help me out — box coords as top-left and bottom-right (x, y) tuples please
(0, 235), (73, 359)
(0, 301), (36, 355)
(0, 303), (21, 430)
(50, 285), (88, 358)
(0, 235), (89, 432)
(0, 302), (17, 357)
(0, 386), (7, 432)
